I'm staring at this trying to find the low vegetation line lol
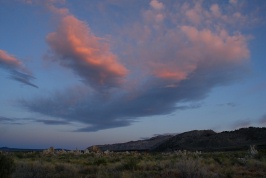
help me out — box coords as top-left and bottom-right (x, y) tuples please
(1, 145), (266, 178)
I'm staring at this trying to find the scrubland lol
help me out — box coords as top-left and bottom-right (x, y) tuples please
(1, 148), (266, 178)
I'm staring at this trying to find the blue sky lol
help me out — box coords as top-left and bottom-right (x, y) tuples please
(0, 0), (266, 149)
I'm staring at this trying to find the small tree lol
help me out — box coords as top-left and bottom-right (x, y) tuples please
(0, 153), (14, 178)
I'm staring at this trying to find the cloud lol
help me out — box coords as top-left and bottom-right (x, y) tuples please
(46, 13), (128, 88)
(36, 119), (70, 125)
(0, 116), (13, 123)
(0, 115), (70, 126)
(229, 0), (238, 4)
(180, 26), (249, 62)
(21, 60), (247, 132)
(0, 50), (23, 70)
(217, 102), (236, 107)
(0, 50), (37, 88)
(21, 1), (254, 131)
(150, 0), (164, 10)
(210, 4), (221, 17)
(185, 2), (203, 24)
(9, 70), (38, 88)
(0, 116), (27, 125)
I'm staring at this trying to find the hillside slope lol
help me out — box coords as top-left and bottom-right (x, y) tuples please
(153, 127), (266, 152)
(88, 127), (266, 152)
(88, 135), (173, 152)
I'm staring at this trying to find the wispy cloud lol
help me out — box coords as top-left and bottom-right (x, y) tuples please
(20, 0), (257, 131)
(0, 49), (37, 88)
(0, 116), (25, 125)
(36, 119), (70, 125)
(0, 115), (70, 126)
(0, 116), (13, 122)
(217, 102), (237, 107)
(9, 70), (38, 88)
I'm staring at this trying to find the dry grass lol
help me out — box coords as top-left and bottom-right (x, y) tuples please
(1, 149), (265, 178)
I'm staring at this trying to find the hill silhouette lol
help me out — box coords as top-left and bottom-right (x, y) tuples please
(88, 127), (266, 152)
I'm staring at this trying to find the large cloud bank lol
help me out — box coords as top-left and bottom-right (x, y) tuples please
(22, 0), (251, 131)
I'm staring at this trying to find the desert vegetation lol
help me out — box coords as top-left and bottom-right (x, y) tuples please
(1, 146), (266, 178)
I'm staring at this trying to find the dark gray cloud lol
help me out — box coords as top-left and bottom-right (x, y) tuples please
(0, 115), (70, 126)
(9, 70), (38, 88)
(21, 61), (247, 132)
(36, 119), (70, 125)
(0, 116), (25, 125)
(0, 116), (13, 122)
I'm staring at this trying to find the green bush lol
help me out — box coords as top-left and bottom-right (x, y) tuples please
(0, 153), (14, 178)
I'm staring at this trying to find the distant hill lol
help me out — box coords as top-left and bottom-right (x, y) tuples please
(154, 127), (266, 152)
(0, 147), (69, 152)
(0, 147), (44, 152)
(88, 127), (266, 152)
(88, 134), (173, 152)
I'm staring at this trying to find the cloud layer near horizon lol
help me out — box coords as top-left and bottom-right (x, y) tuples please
(0, 49), (37, 88)
(21, 0), (252, 131)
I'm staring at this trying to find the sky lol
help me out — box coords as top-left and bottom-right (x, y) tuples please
(0, 0), (266, 150)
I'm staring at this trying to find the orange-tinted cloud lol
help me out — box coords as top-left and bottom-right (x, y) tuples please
(46, 14), (128, 88)
(181, 26), (249, 62)
(150, 0), (164, 10)
(0, 50), (24, 71)
(147, 26), (249, 81)
(185, 2), (203, 24)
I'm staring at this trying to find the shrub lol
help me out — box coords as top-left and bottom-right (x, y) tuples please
(12, 161), (79, 178)
(123, 158), (138, 170)
(93, 158), (107, 166)
(0, 153), (14, 178)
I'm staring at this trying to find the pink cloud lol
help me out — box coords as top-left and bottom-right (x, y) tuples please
(0, 50), (24, 70)
(149, 61), (196, 81)
(150, 0), (164, 10)
(229, 0), (238, 4)
(22, 0), (69, 16)
(126, 24), (249, 82)
(153, 70), (187, 81)
(46, 14), (128, 87)
(210, 4), (221, 17)
(155, 13), (164, 22)
(180, 26), (249, 62)
(185, 2), (203, 24)
(137, 24), (249, 80)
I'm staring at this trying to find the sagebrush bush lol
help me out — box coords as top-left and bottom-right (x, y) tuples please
(0, 153), (14, 178)
(12, 161), (79, 178)
(6, 150), (266, 178)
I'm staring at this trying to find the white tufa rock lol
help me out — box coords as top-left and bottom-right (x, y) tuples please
(249, 145), (258, 156)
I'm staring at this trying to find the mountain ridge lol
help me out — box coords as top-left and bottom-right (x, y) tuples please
(88, 127), (266, 152)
